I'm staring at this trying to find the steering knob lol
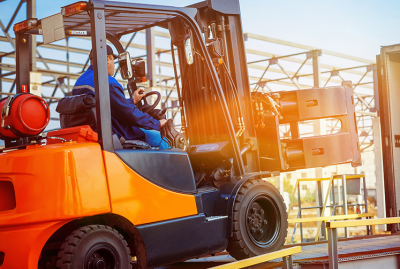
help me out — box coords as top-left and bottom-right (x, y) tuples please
(141, 91), (161, 114)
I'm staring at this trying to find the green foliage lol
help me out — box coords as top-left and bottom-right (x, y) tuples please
(284, 177), (293, 195)
(265, 177), (277, 186)
(284, 177), (298, 205)
(303, 188), (316, 202)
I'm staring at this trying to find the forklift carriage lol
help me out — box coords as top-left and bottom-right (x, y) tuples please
(0, 0), (361, 268)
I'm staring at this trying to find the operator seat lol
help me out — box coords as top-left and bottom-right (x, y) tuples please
(56, 94), (151, 149)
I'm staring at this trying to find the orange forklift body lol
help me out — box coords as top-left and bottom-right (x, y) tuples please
(0, 142), (197, 268)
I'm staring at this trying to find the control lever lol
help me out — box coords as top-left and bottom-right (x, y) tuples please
(150, 108), (167, 120)
(161, 119), (186, 150)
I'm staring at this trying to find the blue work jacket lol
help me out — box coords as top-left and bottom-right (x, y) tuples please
(72, 65), (160, 140)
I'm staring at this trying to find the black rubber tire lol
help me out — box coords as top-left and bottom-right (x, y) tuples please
(56, 225), (131, 269)
(227, 179), (288, 260)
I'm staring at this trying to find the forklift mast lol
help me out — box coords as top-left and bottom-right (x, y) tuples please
(171, 0), (258, 176)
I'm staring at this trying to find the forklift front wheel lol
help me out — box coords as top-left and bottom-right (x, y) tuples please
(227, 179), (288, 260)
(56, 224), (131, 269)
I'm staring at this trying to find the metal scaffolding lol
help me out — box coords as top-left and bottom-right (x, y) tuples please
(0, 0), (376, 152)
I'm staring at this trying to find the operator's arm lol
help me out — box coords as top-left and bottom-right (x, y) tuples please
(109, 82), (161, 131)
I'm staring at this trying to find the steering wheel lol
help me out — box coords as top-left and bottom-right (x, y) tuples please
(141, 91), (161, 114)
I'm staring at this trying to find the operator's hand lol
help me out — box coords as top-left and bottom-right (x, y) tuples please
(133, 89), (146, 105)
(160, 119), (167, 128)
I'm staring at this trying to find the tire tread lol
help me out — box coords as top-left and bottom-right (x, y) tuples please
(227, 179), (288, 260)
(56, 225), (131, 269)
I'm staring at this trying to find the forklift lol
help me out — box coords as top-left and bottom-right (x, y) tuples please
(0, 0), (361, 268)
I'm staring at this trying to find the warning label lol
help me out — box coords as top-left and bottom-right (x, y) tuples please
(69, 30), (87, 35)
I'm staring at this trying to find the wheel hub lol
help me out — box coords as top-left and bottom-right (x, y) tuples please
(245, 195), (281, 246)
(93, 258), (106, 269)
(84, 244), (120, 269)
(248, 206), (268, 236)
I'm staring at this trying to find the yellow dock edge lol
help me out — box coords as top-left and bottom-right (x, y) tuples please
(326, 217), (400, 229)
(288, 213), (374, 224)
(208, 246), (301, 269)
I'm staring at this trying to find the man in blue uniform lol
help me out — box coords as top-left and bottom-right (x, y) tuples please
(72, 45), (168, 149)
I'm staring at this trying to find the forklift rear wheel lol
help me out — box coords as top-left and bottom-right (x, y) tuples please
(227, 179), (288, 260)
(56, 225), (131, 269)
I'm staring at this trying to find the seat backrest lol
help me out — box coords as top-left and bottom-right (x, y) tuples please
(56, 94), (97, 132)
(56, 94), (152, 150)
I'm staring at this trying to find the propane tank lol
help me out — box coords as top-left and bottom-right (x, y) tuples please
(0, 94), (50, 139)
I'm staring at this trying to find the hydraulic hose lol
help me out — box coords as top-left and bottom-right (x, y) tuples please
(222, 62), (244, 134)
(171, 40), (187, 132)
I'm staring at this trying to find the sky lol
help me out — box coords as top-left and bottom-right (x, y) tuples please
(1, 0), (400, 61)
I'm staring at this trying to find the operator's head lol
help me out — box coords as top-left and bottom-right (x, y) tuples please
(89, 45), (119, 76)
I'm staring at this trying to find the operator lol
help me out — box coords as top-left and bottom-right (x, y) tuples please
(72, 44), (169, 149)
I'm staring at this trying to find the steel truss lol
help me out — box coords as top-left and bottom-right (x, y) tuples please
(0, 0), (376, 151)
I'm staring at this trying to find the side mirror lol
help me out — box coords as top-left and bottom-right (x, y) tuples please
(119, 51), (132, 80)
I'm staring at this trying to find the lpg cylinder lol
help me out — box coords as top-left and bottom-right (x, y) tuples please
(0, 94), (50, 139)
